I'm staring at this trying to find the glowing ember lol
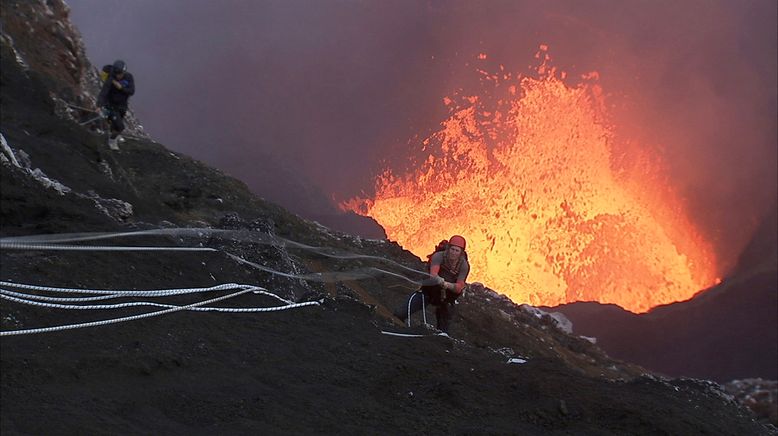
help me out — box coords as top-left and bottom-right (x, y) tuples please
(344, 47), (718, 313)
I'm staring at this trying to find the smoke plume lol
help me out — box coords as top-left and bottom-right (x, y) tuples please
(68, 0), (776, 273)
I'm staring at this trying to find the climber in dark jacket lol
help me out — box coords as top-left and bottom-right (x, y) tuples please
(98, 59), (134, 150)
(396, 235), (470, 333)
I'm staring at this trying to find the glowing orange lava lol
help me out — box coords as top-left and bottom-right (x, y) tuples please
(344, 47), (718, 313)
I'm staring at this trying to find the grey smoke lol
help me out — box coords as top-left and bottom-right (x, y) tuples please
(67, 0), (776, 274)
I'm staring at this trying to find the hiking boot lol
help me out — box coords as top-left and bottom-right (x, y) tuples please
(108, 136), (120, 151)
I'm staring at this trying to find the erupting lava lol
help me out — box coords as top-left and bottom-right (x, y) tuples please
(344, 47), (718, 313)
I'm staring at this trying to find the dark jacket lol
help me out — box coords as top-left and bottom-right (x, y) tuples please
(98, 65), (135, 109)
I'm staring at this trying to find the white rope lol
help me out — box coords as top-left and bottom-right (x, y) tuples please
(78, 114), (104, 126)
(380, 330), (447, 338)
(276, 237), (429, 277)
(0, 228), (214, 244)
(0, 281), (275, 299)
(0, 281), (239, 293)
(0, 288), (123, 303)
(0, 229), (443, 337)
(421, 293), (427, 325)
(0, 290), (320, 312)
(0, 289), (321, 336)
(1, 288), (248, 336)
(0, 285), (296, 306)
(0, 242), (216, 252)
(0, 228), (432, 278)
(406, 291), (427, 327)
(64, 102), (99, 113)
(406, 293), (414, 327)
(225, 251), (423, 286)
(0, 240), (425, 286)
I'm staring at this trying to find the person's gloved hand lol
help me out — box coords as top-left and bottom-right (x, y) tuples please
(433, 276), (445, 286)
(445, 281), (456, 291)
(100, 107), (109, 118)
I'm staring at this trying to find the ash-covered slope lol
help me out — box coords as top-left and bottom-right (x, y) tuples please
(549, 202), (778, 383)
(0, 2), (773, 434)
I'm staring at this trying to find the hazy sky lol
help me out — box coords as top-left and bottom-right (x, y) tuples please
(67, 0), (776, 265)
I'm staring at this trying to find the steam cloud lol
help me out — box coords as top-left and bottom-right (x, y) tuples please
(68, 0), (776, 273)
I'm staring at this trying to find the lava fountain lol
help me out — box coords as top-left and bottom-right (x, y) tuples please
(344, 47), (719, 313)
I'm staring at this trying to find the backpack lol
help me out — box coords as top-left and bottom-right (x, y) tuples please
(99, 65), (126, 83)
(426, 240), (449, 269)
(99, 65), (112, 83)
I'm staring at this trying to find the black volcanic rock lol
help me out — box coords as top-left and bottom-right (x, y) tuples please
(723, 379), (778, 426)
(0, 2), (773, 434)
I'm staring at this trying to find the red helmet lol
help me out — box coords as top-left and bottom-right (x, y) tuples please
(448, 235), (466, 250)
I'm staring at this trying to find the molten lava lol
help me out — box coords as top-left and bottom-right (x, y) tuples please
(344, 47), (718, 313)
